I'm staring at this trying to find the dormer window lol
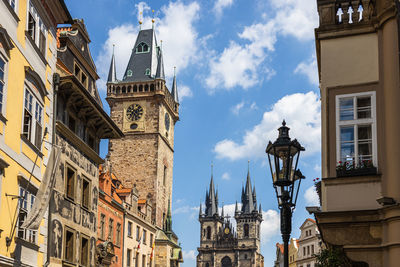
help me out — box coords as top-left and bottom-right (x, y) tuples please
(136, 42), (149, 54)
(145, 68), (150, 76)
(127, 69), (132, 77)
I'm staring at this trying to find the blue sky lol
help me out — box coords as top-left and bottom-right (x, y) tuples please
(65, 0), (321, 265)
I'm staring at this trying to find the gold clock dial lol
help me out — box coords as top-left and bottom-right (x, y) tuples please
(224, 227), (230, 234)
(126, 104), (143, 121)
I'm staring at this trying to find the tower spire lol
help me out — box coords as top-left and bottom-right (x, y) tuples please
(165, 199), (172, 233)
(171, 67), (179, 103)
(107, 44), (117, 83)
(242, 163), (254, 214)
(205, 165), (218, 217)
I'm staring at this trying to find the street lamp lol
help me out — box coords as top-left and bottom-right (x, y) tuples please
(266, 120), (305, 267)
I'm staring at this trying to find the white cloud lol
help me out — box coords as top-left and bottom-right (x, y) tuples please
(135, 2), (150, 21)
(173, 205), (198, 215)
(178, 85), (193, 101)
(294, 55), (319, 86)
(206, 22), (276, 91)
(270, 0), (318, 41)
(95, 1), (200, 90)
(213, 0), (234, 18)
(183, 250), (196, 261)
(304, 185), (319, 206)
(260, 209), (280, 244)
(313, 164), (321, 173)
(221, 172), (231, 180)
(206, 0), (318, 91)
(214, 91), (321, 160)
(250, 102), (258, 110)
(231, 101), (245, 115)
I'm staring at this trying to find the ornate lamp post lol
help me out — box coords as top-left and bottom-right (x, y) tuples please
(266, 121), (305, 267)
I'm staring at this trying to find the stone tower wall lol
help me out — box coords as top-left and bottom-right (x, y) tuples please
(108, 95), (175, 228)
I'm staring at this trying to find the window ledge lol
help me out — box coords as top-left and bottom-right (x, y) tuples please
(336, 167), (377, 178)
(1, 0), (20, 22)
(0, 113), (7, 124)
(20, 134), (43, 158)
(24, 31), (47, 66)
(14, 236), (39, 251)
(56, 121), (103, 164)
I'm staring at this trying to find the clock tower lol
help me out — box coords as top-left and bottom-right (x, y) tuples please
(105, 28), (179, 229)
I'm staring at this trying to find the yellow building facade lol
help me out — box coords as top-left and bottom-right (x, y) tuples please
(0, 1), (70, 266)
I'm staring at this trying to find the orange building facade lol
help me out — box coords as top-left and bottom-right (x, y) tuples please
(98, 164), (125, 266)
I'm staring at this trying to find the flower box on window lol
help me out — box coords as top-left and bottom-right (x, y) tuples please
(336, 167), (377, 177)
(336, 161), (377, 177)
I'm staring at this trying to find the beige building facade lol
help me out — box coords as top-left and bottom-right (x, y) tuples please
(312, 0), (400, 266)
(122, 186), (157, 267)
(296, 219), (321, 267)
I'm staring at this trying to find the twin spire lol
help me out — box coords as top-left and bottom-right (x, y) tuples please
(201, 162), (262, 219)
(106, 28), (179, 104)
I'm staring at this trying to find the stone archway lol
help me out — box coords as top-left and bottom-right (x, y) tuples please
(221, 256), (232, 267)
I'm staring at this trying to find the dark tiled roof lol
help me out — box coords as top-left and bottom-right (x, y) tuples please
(123, 29), (160, 82)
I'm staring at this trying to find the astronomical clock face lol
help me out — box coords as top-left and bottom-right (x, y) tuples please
(165, 112), (170, 131)
(224, 227), (230, 235)
(126, 104), (143, 121)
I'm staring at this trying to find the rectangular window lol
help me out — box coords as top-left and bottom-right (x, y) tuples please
(127, 249), (132, 266)
(38, 25), (46, 55)
(81, 236), (89, 266)
(150, 233), (153, 246)
(66, 167), (75, 200)
(82, 178), (90, 209)
(135, 253), (139, 267)
(22, 89), (43, 148)
(127, 221), (132, 237)
(116, 223), (121, 246)
(143, 229), (147, 244)
(0, 57), (5, 112)
(142, 255), (146, 267)
(8, 0), (17, 11)
(100, 214), (105, 240)
(65, 229), (74, 262)
(311, 244), (314, 254)
(307, 245), (310, 255)
(22, 90), (33, 140)
(136, 226), (140, 241)
(303, 247), (306, 256)
(27, 12), (36, 41)
(17, 187), (37, 243)
(163, 166), (167, 185)
(108, 218), (113, 242)
(27, 1), (47, 54)
(336, 92), (377, 167)
(68, 115), (76, 133)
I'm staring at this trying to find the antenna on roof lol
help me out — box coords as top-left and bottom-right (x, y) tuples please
(139, 11), (143, 30)
(152, 9), (155, 29)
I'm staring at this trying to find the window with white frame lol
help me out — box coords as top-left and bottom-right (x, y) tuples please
(27, 1), (47, 56)
(8, 0), (17, 12)
(336, 92), (377, 167)
(0, 56), (5, 113)
(18, 186), (37, 243)
(22, 89), (43, 148)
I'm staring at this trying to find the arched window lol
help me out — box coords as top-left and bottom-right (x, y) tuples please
(244, 224), (249, 238)
(221, 256), (232, 267)
(136, 42), (149, 53)
(206, 226), (211, 240)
